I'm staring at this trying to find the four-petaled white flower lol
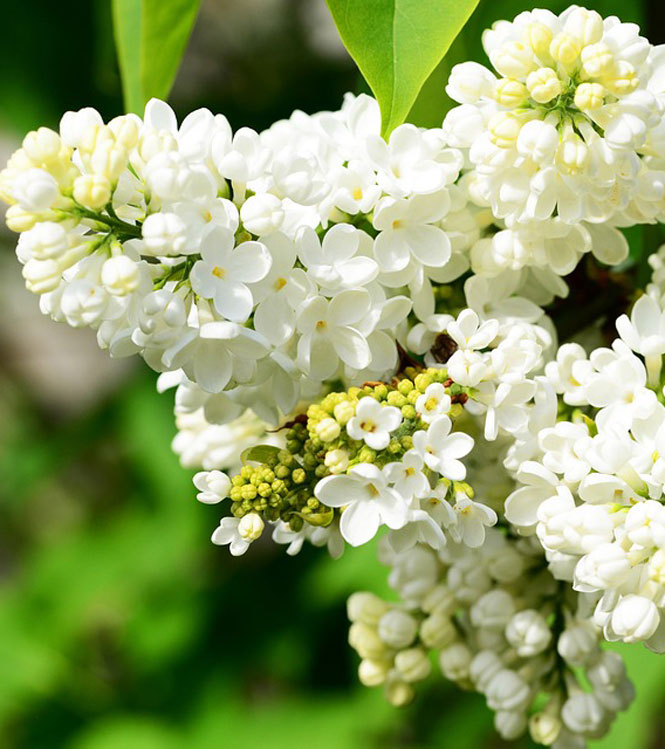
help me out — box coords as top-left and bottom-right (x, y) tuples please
(190, 225), (272, 322)
(384, 450), (431, 499)
(415, 383), (452, 424)
(450, 495), (498, 547)
(346, 396), (402, 450)
(315, 463), (408, 546)
(412, 416), (474, 480)
(296, 290), (372, 380)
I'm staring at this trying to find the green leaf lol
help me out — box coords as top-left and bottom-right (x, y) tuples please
(112, 0), (143, 114)
(241, 444), (282, 465)
(325, 0), (479, 136)
(112, 0), (201, 113)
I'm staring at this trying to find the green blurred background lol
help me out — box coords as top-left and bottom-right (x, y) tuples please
(1, 1), (665, 746)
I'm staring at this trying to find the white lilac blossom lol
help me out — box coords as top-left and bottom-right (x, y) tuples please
(6, 7), (665, 748)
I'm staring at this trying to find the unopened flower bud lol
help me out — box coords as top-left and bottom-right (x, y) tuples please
(556, 134), (589, 175)
(505, 609), (552, 657)
(420, 612), (455, 649)
(493, 78), (528, 108)
(574, 82), (605, 110)
(12, 168), (59, 212)
(488, 112), (523, 149)
(561, 693), (604, 734)
(603, 61), (639, 96)
(324, 448), (349, 474)
(526, 68), (562, 104)
(25, 221), (69, 260)
(101, 255), (140, 296)
(5, 204), (38, 232)
(60, 108), (103, 148)
(384, 677), (415, 707)
(23, 127), (62, 164)
(550, 33), (581, 68)
(358, 658), (390, 687)
(495, 710), (527, 741)
(316, 417), (341, 443)
(486, 669), (531, 712)
(238, 512), (264, 542)
(358, 658), (390, 686)
(349, 622), (386, 659)
(395, 648), (431, 683)
(422, 584), (456, 615)
(580, 42), (614, 78)
(439, 642), (472, 681)
(610, 594), (660, 643)
(378, 609), (418, 649)
(347, 592), (390, 625)
(564, 7), (603, 46)
(529, 710), (562, 745)
(73, 174), (111, 209)
(22, 257), (62, 294)
(492, 41), (535, 79)
(523, 22), (553, 58)
(333, 400), (355, 425)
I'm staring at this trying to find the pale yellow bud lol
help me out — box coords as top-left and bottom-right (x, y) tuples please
(556, 134), (589, 174)
(109, 115), (140, 149)
(603, 60), (639, 96)
(394, 648), (432, 683)
(101, 255), (140, 296)
(493, 78), (528, 107)
(238, 512), (264, 542)
(315, 417), (341, 443)
(384, 678), (415, 707)
(488, 111), (523, 148)
(348, 622), (388, 659)
(549, 32), (581, 68)
(358, 658), (390, 687)
(564, 7), (603, 46)
(5, 204), (38, 232)
(529, 711), (562, 746)
(347, 592), (390, 626)
(73, 174), (112, 209)
(22, 127), (62, 164)
(333, 399), (355, 425)
(422, 585), (456, 616)
(90, 141), (128, 182)
(420, 613), (456, 649)
(574, 82), (605, 110)
(580, 42), (614, 79)
(324, 448), (349, 474)
(522, 22), (553, 58)
(526, 67), (562, 103)
(22, 257), (61, 294)
(492, 41), (535, 79)
(79, 124), (114, 154)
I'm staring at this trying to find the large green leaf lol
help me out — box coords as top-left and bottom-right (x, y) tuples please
(112, 0), (201, 113)
(325, 0), (479, 136)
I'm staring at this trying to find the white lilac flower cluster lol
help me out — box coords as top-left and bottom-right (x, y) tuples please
(349, 529), (634, 746)
(503, 246), (665, 654)
(5, 5), (665, 747)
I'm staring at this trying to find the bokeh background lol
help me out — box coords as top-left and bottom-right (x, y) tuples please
(1, 1), (665, 746)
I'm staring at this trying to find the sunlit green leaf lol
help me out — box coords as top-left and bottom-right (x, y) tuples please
(325, 0), (479, 136)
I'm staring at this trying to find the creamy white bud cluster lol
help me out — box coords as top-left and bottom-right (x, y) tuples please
(443, 5), (665, 272)
(348, 529), (633, 746)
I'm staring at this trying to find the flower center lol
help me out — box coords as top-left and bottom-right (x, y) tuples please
(212, 266), (226, 279)
(274, 277), (287, 291)
(360, 420), (376, 433)
(316, 319), (327, 331)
